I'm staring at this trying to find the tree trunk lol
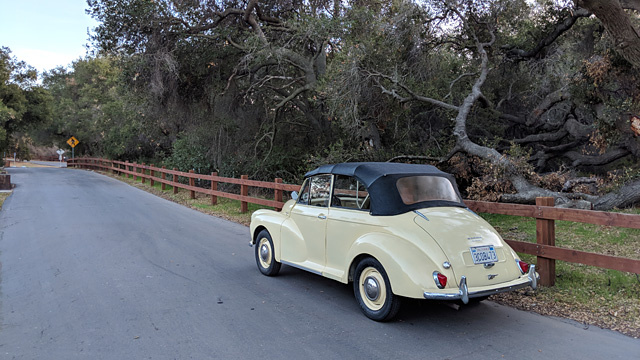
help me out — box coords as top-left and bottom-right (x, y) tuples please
(576, 0), (640, 68)
(594, 178), (640, 210)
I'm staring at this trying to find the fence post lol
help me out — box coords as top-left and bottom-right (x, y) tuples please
(150, 164), (155, 187)
(161, 166), (166, 190)
(141, 163), (146, 184)
(189, 170), (195, 199)
(125, 161), (129, 178)
(536, 197), (556, 287)
(211, 172), (218, 205)
(133, 162), (138, 181)
(173, 168), (179, 194)
(241, 175), (248, 213)
(275, 178), (283, 211)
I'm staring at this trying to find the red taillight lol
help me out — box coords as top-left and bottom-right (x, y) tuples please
(433, 272), (447, 289)
(517, 260), (530, 274)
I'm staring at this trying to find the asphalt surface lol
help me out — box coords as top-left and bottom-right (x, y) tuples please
(0, 167), (638, 359)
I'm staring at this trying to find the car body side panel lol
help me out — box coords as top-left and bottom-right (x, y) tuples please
(324, 207), (380, 281)
(327, 210), (453, 298)
(343, 233), (453, 298)
(284, 204), (327, 272)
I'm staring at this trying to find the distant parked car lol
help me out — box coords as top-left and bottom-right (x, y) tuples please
(250, 162), (538, 321)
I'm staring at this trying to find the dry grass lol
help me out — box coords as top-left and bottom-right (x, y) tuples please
(5, 161), (53, 168)
(0, 192), (10, 210)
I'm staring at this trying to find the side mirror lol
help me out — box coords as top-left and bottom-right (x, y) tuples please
(291, 191), (298, 201)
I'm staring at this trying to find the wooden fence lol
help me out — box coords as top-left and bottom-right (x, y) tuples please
(465, 198), (640, 286)
(68, 157), (640, 286)
(67, 158), (299, 211)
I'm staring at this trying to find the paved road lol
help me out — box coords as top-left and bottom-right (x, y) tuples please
(1, 168), (638, 359)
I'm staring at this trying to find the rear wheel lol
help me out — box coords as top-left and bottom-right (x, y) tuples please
(353, 258), (401, 321)
(255, 229), (281, 276)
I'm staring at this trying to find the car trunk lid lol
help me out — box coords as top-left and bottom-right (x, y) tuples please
(413, 207), (520, 288)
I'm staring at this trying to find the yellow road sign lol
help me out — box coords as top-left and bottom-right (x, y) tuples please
(67, 136), (79, 148)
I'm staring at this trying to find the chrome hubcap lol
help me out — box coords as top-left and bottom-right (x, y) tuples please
(257, 238), (272, 269)
(359, 267), (386, 311)
(260, 243), (270, 263)
(364, 276), (380, 301)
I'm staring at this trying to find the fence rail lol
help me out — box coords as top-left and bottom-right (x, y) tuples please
(67, 157), (299, 211)
(466, 198), (640, 285)
(68, 158), (640, 286)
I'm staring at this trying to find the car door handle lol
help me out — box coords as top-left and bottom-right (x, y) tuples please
(318, 214), (327, 220)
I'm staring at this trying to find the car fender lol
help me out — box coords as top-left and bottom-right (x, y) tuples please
(345, 232), (451, 298)
(250, 208), (289, 261)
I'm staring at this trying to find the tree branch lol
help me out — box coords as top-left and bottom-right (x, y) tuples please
(503, 8), (591, 60)
(443, 72), (476, 100)
(273, 83), (313, 110)
(365, 70), (459, 111)
(528, 89), (571, 125)
(387, 155), (441, 163)
(594, 177), (640, 210)
(514, 129), (568, 144)
(564, 147), (631, 167)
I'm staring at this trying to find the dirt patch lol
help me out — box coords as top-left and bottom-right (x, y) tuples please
(5, 161), (53, 168)
(490, 286), (640, 339)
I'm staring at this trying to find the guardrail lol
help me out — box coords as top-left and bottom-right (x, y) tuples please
(68, 157), (640, 286)
(67, 158), (299, 211)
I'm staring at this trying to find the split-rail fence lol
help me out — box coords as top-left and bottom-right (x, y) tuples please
(68, 157), (640, 286)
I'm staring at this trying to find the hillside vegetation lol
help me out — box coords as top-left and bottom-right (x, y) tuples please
(2, 0), (640, 209)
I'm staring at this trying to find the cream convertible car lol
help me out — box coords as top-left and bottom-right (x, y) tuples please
(250, 162), (538, 321)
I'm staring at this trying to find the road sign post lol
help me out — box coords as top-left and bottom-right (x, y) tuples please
(56, 149), (66, 167)
(66, 136), (79, 159)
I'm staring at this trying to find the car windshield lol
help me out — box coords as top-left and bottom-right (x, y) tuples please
(396, 176), (461, 205)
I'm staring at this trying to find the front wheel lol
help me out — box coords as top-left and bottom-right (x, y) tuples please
(255, 229), (281, 276)
(353, 258), (401, 321)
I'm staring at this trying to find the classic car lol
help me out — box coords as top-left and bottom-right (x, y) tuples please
(250, 162), (538, 321)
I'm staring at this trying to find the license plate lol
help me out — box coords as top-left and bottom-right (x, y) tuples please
(470, 246), (498, 264)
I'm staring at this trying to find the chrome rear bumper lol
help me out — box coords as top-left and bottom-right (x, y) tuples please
(423, 265), (539, 304)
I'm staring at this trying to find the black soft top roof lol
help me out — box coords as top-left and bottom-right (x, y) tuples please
(304, 162), (466, 215)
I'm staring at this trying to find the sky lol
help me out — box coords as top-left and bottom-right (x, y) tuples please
(0, 0), (98, 74)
